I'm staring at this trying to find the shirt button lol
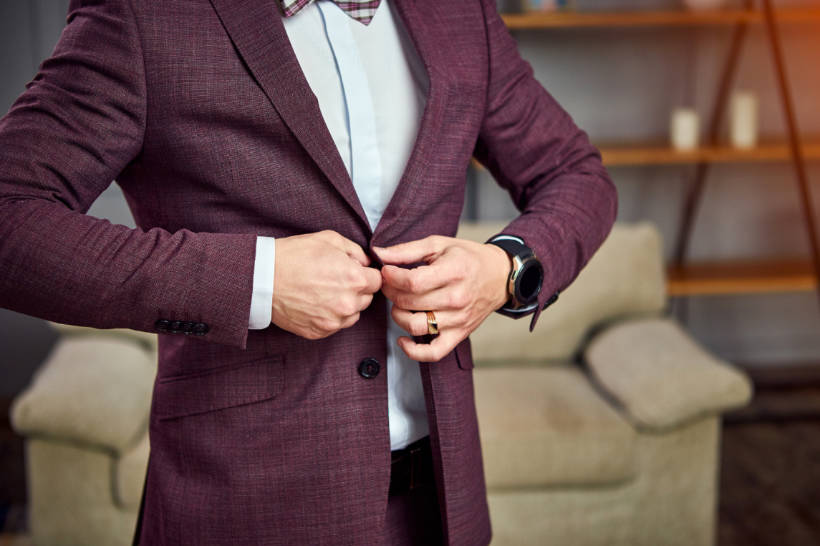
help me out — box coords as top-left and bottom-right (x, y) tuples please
(358, 358), (380, 379)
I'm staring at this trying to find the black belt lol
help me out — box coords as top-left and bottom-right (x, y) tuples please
(389, 436), (435, 496)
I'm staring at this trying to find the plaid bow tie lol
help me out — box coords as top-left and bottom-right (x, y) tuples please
(280, 0), (382, 26)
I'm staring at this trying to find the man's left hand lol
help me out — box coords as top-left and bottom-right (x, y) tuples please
(375, 236), (511, 362)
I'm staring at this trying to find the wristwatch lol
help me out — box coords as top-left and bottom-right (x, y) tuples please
(487, 235), (544, 313)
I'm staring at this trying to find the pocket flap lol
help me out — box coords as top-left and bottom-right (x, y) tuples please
(153, 356), (283, 420)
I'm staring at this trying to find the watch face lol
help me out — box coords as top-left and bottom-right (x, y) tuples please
(516, 259), (544, 305)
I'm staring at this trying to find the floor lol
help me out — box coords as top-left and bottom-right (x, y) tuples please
(718, 364), (820, 546)
(1, 366), (819, 545)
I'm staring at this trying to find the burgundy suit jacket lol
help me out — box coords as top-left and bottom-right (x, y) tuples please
(0, 0), (617, 544)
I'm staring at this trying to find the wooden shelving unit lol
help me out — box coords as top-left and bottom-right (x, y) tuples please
(495, 2), (820, 300)
(473, 139), (820, 168)
(501, 7), (820, 29)
(667, 259), (816, 296)
(600, 140), (820, 167)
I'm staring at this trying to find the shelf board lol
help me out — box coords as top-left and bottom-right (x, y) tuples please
(470, 140), (820, 169)
(599, 140), (820, 166)
(667, 259), (817, 296)
(501, 8), (820, 29)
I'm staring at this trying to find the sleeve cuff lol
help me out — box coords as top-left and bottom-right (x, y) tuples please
(248, 236), (276, 330)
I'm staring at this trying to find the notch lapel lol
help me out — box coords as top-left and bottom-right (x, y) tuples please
(208, 0), (452, 239)
(208, 0), (369, 227)
(374, 0), (453, 241)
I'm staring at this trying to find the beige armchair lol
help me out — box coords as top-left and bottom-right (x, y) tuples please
(459, 221), (752, 546)
(11, 328), (156, 546)
(11, 221), (751, 545)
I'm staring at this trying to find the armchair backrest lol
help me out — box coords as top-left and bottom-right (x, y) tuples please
(457, 221), (667, 364)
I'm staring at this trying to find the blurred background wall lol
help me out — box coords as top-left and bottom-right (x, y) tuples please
(1, 0), (69, 397)
(2, 0), (820, 395)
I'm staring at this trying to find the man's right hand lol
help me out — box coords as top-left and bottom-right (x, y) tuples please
(272, 230), (381, 340)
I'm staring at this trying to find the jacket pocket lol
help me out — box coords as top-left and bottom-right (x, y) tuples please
(455, 337), (474, 370)
(153, 355), (284, 420)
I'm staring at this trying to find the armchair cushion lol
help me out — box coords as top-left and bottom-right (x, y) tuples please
(584, 317), (752, 431)
(474, 366), (637, 489)
(11, 335), (156, 453)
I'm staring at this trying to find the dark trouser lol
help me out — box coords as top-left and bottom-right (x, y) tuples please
(133, 436), (445, 545)
(386, 436), (444, 545)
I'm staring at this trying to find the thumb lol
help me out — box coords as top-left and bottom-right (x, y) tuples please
(373, 236), (445, 266)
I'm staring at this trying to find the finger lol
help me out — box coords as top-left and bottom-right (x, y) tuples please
(391, 306), (455, 337)
(359, 266), (383, 294)
(383, 283), (464, 312)
(345, 245), (371, 267)
(339, 312), (360, 331)
(373, 236), (446, 266)
(323, 230), (370, 266)
(397, 330), (461, 363)
(381, 263), (450, 295)
(358, 293), (375, 312)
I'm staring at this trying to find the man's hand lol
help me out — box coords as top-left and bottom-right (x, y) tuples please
(273, 230), (382, 340)
(375, 236), (511, 362)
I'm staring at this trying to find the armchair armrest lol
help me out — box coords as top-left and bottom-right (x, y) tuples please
(11, 335), (156, 453)
(583, 317), (752, 431)
(48, 321), (158, 354)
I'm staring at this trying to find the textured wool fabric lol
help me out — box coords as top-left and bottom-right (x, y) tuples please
(0, 0), (617, 544)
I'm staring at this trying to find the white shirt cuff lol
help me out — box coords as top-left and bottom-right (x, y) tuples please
(248, 236), (276, 330)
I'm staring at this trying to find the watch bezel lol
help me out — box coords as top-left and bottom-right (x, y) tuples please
(511, 255), (543, 307)
(489, 236), (544, 311)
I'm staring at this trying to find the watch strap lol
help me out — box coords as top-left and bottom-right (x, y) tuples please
(486, 235), (533, 261)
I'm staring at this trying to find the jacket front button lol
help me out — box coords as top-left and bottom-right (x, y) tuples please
(155, 319), (170, 331)
(358, 358), (380, 379)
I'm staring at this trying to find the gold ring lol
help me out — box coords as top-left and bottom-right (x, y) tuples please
(425, 311), (439, 335)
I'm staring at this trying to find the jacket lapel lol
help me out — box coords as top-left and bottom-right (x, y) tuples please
(208, 0), (369, 226)
(374, 0), (453, 242)
(208, 0), (452, 238)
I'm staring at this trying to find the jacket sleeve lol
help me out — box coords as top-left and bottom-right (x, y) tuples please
(473, 0), (618, 330)
(0, 0), (257, 349)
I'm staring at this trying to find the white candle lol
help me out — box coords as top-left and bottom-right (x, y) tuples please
(671, 108), (700, 151)
(730, 91), (759, 149)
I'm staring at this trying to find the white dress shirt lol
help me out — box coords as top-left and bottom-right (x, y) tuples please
(248, 0), (430, 450)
